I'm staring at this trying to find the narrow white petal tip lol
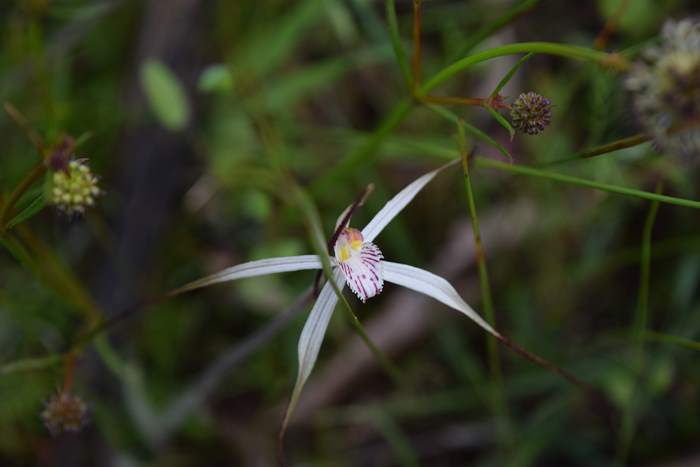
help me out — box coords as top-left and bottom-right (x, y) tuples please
(334, 228), (384, 302)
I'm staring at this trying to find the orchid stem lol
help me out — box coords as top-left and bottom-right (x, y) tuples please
(338, 299), (404, 386)
(456, 121), (510, 442)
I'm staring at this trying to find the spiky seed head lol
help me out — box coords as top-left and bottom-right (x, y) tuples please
(49, 159), (101, 215)
(41, 391), (88, 435)
(510, 92), (552, 135)
(626, 18), (700, 158)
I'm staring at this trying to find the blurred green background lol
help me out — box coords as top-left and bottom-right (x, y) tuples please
(1, 0), (700, 466)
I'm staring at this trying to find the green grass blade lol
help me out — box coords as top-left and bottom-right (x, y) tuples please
(6, 193), (46, 229)
(430, 106), (512, 160)
(476, 157), (700, 209)
(491, 52), (534, 98)
(385, 0), (411, 87)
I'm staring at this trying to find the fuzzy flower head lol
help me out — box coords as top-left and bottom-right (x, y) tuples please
(626, 18), (700, 157)
(50, 159), (101, 215)
(41, 391), (89, 435)
(510, 92), (552, 135)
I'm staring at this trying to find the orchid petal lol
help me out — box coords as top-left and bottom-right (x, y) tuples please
(338, 240), (384, 302)
(170, 255), (323, 295)
(361, 160), (458, 242)
(283, 270), (346, 427)
(382, 261), (501, 338)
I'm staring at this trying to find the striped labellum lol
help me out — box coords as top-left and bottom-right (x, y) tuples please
(333, 228), (384, 302)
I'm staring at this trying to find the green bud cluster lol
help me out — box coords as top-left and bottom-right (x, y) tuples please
(50, 159), (100, 215)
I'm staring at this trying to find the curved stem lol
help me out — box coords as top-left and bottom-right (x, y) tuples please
(421, 42), (628, 94)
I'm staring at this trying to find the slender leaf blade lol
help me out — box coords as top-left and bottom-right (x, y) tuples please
(486, 106), (515, 140)
(490, 52), (534, 97)
(6, 193), (46, 229)
(429, 105), (512, 161)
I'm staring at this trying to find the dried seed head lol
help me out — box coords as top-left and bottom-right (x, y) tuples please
(510, 92), (552, 135)
(626, 18), (700, 158)
(41, 391), (88, 435)
(50, 159), (101, 215)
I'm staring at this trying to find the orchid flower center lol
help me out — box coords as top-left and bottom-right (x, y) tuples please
(333, 228), (384, 302)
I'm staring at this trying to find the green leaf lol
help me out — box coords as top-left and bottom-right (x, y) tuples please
(140, 59), (191, 131)
(490, 52), (534, 97)
(385, 0), (411, 87)
(430, 105), (512, 161)
(6, 193), (45, 229)
(238, 0), (323, 77)
(198, 64), (234, 93)
(450, 0), (541, 59)
(486, 106), (515, 140)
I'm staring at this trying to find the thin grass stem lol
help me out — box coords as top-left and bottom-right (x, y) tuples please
(457, 121), (510, 442)
(476, 157), (700, 209)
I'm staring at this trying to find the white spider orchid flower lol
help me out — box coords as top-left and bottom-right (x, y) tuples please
(171, 161), (502, 423)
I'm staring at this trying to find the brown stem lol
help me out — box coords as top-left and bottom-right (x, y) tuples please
(594, 0), (630, 50)
(3, 102), (44, 151)
(495, 333), (591, 391)
(578, 133), (651, 159)
(62, 354), (76, 392)
(421, 95), (487, 107)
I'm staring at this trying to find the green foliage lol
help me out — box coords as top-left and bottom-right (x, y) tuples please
(2, 0), (700, 466)
(140, 59), (191, 131)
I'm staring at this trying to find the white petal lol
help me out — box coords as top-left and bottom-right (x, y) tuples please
(382, 261), (501, 338)
(361, 160), (458, 242)
(283, 270), (345, 427)
(170, 255), (322, 295)
(338, 241), (384, 302)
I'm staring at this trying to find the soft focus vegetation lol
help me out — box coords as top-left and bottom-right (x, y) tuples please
(2, 0), (700, 466)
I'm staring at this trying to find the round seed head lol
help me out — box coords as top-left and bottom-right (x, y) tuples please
(41, 391), (89, 435)
(510, 92), (552, 135)
(626, 18), (700, 158)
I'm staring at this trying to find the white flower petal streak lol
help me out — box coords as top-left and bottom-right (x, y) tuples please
(170, 255), (323, 295)
(382, 261), (501, 338)
(361, 160), (458, 242)
(284, 269), (346, 426)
